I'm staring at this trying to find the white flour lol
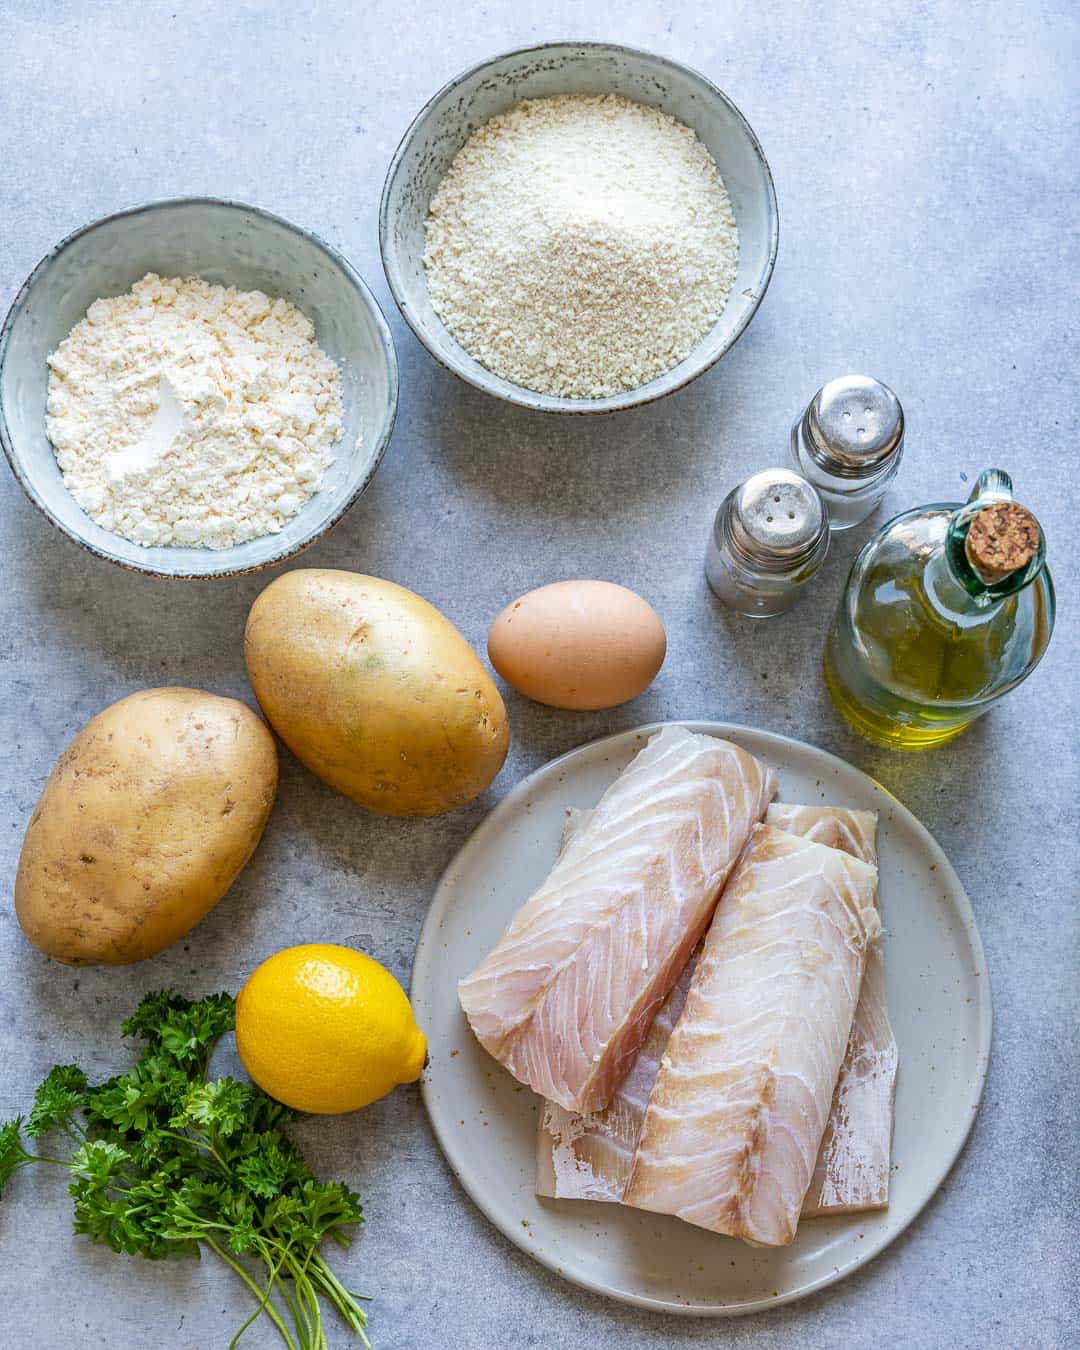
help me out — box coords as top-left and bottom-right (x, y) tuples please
(46, 273), (343, 549)
(423, 94), (739, 399)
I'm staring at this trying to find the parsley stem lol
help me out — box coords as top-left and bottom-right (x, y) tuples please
(282, 1251), (320, 1348)
(262, 1229), (363, 1341)
(61, 1120), (88, 1147)
(203, 1236), (298, 1350)
(272, 1265), (306, 1347)
(228, 1243), (292, 1350)
(157, 1127), (230, 1172)
(257, 1238), (308, 1348)
(309, 1255), (371, 1345)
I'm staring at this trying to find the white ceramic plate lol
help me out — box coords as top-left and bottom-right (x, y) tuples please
(411, 722), (991, 1315)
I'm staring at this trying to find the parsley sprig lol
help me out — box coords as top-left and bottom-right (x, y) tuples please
(0, 991), (370, 1348)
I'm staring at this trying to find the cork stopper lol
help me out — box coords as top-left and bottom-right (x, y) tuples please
(965, 501), (1041, 582)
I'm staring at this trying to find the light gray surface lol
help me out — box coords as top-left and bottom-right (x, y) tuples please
(0, 3), (1075, 1348)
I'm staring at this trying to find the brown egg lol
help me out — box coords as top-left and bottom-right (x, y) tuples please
(488, 580), (666, 711)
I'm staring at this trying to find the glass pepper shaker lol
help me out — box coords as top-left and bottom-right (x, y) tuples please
(790, 375), (904, 529)
(705, 469), (830, 618)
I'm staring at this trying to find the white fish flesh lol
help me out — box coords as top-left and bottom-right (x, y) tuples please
(537, 803), (895, 1215)
(535, 804), (695, 1201)
(624, 824), (880, 1245)
(458, 726), (776, 1113)
(767, 805), (899, 1217)
(536, 949), (699, 1200)
(765, 802), (876, 863)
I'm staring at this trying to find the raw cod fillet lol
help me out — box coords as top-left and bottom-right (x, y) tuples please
(623, 824), (880, 1245)
(767, 806), (899, 1216)
(537, 803), (896, 1216)
(765, 802), (876, 862)
(535, 805), (697, 1201)
(458, 726), (776, 1113)
(536, 953), (698, 1200)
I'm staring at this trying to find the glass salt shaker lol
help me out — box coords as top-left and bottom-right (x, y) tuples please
(790, 376), (904, 530)
(705, 469), (830, 618)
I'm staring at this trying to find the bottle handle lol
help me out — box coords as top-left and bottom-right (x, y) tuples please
(967, 468), (1014, 506)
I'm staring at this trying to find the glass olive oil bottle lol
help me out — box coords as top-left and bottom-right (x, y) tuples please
(824, 469), (1054, 749)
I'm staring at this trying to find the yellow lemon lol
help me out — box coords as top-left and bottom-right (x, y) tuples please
(235, 943), (427, 1114)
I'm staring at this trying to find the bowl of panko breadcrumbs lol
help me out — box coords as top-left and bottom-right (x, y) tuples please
(0, 197), (398, 578)
(380, 42), (778, 415)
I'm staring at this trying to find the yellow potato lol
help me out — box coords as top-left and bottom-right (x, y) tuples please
(244, 570), (509, 816)
(15, 688), (278, 967)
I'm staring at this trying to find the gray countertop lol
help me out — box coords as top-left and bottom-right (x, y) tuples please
(1, 3), (1076, 1347)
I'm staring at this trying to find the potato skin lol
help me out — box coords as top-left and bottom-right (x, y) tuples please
(244, 570), (509, 817)
(15, 688), (278, 967)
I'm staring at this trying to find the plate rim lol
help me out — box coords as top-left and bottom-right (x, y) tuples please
(411, 720), (993, 1315)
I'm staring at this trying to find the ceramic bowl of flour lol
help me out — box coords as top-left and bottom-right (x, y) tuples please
(0, 198), (398, 578)
(380, 42), (777, 415)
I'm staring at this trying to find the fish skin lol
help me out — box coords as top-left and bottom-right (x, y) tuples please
(802, 946), (896, 1215)
(768, 806), (898, 1218)
(623, 824), (880, 1245)
(536, 803), (895, 1214)
(458, 726), (776, 1114)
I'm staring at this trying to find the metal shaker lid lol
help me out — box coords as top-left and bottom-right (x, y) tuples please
(804, 375), (904, 477)
(729, 469), (827, 572)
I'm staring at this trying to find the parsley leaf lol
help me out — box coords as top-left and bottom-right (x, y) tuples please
(235, 1135), (307, 1199)
(175, 1077), (257, 1138)
(121, 989), (235, 1075)
(119, 989), (193, 1043)
(26, 1064), (88, 1137)
(0, 1118), (31, 1195)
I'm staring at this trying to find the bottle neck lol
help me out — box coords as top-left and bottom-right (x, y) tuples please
(930, 469), (1046, 618)
(924, 543), (998, 625)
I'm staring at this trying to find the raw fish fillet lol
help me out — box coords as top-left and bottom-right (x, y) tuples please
(537, 803), (895, 1215)
(536, 950), (699, 1200)
(765, 803), (876, 864)
(624, 824), (880, 1245)
(767, 805), (899, 1216)
(535, 804), (695, 1200)
(458, 726), (776, 1113)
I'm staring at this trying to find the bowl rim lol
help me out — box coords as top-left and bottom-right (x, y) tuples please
(379, 39), (779, 416)
(0, 194), (399, 580)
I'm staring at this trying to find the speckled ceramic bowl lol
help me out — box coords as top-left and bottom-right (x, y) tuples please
(380, 42), (778, 415)
(0, 198), (398, 578)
